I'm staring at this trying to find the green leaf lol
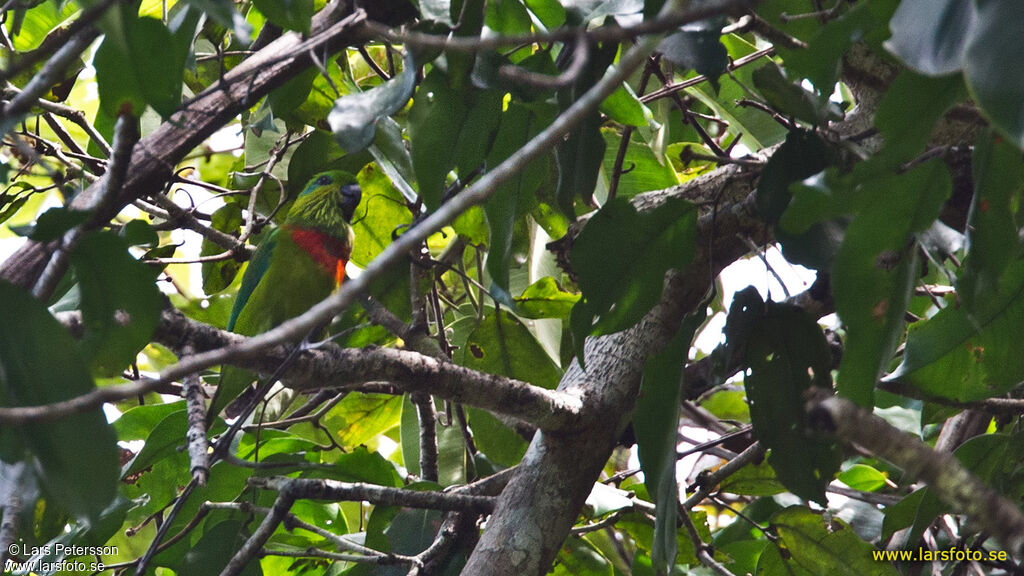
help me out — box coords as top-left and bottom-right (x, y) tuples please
(408, 69), (468, 210)
(778, 0), (896, 95)
(833, 160), (951, 406)
(71, 231), (163, 376)
(324, 393), (403, 449)
(329, 52), (416, 153)
(485, 0), (531, 35)
(964, 0), (1024, 147)
(874, 71), (966, 161)
(350, 163), (414, 267)
(459, 309), (562, 390)
(724, 287), (839, 504)
(762, 507), (899, 576)
(180, 519), (262, 576)
(887, 259), (1024, 401)
(524, 0), (565, 28)
(600, 128), (679, 198)
(514, 276), (580, 319)
(599, 82), (652, 127)
(484, 101), (552, 303)
(658, 17), (728, 87)
(570, 196), (697, 339)
(252, 0), (313, 33)
(452, 90), (504, 177)
(113, 400), (186, 441)
(755, 130), (838, 269)
(28, 207), (91, 242)
(551, 536), (613, 576)
(0, 280), (119, 520)
(287, 130), (373, 199)
(838, 464), (888, 492)
(885, 0), (975, 76)
(755, 130), (833, 223)
(200, 203), (243, 295)
(556, 40), (618, 214)
(751, 62), (843, 126)
(957, 130), (1024, 311)
(717, 459), (787, 497)
(635, 310), (703, 572)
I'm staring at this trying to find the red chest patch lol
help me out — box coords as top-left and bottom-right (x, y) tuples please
(289, 227), (351, 286)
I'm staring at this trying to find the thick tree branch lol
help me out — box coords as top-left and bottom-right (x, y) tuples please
(8, 308), (584, 430)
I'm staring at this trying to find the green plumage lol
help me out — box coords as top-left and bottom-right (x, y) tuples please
(210, 171), (361, 422)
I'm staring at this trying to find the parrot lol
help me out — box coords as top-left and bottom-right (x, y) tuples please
(208, 170), (362, 422)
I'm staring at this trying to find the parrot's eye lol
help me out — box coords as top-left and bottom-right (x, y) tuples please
(315, 175), (332, 186)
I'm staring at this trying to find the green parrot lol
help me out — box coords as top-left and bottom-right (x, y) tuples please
(209, 170), (361, 422)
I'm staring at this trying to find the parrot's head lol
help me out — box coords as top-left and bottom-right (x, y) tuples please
(287, 171), (362, 232)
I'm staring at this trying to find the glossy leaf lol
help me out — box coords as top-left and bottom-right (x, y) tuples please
(724, 287), (839, 504)
(885, 0), (974, 76)
(0, 280), (119, 520)
(600, 128), (679, 199)
(180, 519), (262, 576)
(330, 52), (416, 153)
(964, 0), (1024, 147)
(459, 309), (562, 390)
(71, 231), (163, 376)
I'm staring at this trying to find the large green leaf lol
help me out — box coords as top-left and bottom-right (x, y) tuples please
(179, 519), (262, 576)
(407, 69), (468, 210)
(458, 310), (561, 465)
(555, 39), (618, 215)
(514, 276), (580, 320)
(483, 101), (552, 304)
(0, 280), (119, 520)
(600, 128), (678, 199)
(723, 287), (839, 504)
(635, 309), (704, 572)
(832, 159), (951, 406)
(70, 231), (163, 376)
(760, 507), (899, 576)
(957, 130), (1024, 311)
(887, 259), (1024, 401)
(350, 163), (414, 267)
(570, 196), (697, 345)
(329, 52), (416, 153)
(885, 0), (975, 76)
(94, 14), (192, 118)
(964, 0), (1024, 147)
(252, 0), (313, 33)
(324, 393), (403, 449)
(873, 71), (966, 162)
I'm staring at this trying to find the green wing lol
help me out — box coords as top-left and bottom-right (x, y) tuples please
(227, 228), (280, 332)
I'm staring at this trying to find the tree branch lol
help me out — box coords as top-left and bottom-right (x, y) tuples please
(807, 392), (1024, 557)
